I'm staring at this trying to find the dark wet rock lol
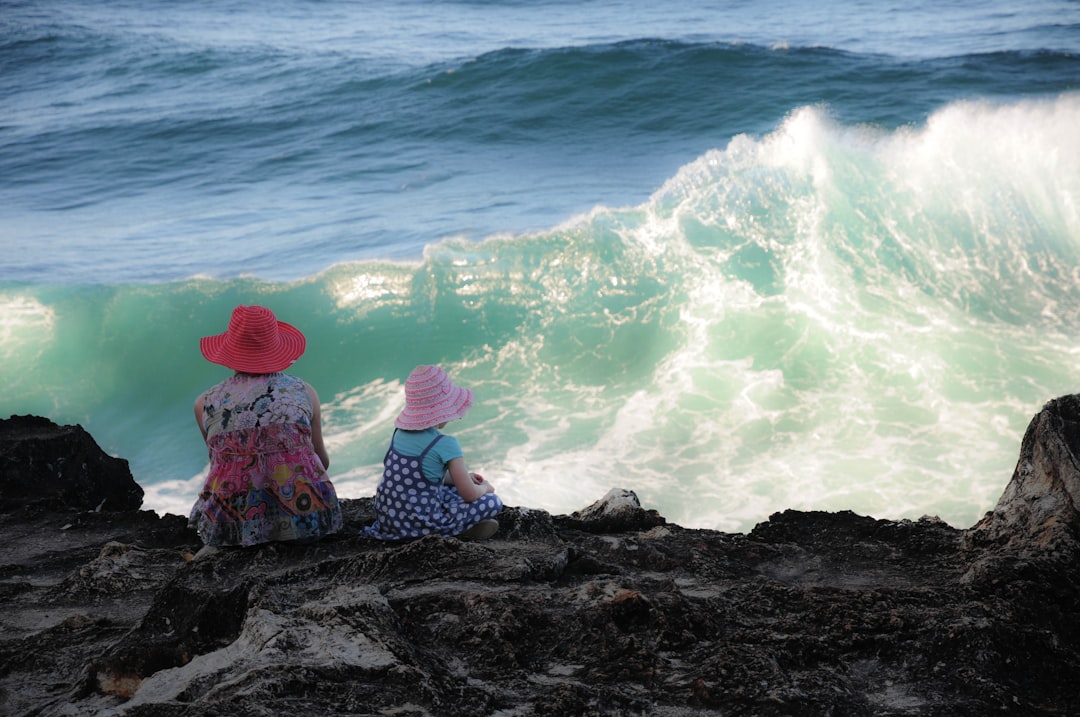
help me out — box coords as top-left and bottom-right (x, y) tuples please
(0, 415), (143, 512)
(2, 403), (1080, 716)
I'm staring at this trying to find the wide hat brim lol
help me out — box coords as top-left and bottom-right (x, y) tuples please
(200, 306), (306, 374)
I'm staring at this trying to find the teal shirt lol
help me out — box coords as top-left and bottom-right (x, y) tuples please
(390, 428), (464, 484)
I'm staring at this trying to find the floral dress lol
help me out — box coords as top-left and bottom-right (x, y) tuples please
(189, 373), (342, 547)
(363, 430), (503, 540)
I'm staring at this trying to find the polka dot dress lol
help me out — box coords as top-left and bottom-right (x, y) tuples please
(363, 433), (502, 540)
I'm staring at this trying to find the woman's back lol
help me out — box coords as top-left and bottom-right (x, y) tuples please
(200, 373), (313, 439)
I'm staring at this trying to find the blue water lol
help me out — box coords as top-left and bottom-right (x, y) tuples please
(3, 0), (1079, 532)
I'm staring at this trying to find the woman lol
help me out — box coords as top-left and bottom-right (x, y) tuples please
(189, 304), (342, 547)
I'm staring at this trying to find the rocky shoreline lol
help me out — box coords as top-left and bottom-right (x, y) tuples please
(2, 400), (1079, 716)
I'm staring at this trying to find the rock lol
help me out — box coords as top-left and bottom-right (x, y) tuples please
(1, 408), (1079, 716)
(558, 487), (666, 533)
(0, 415), (143, 513)
(966, 395), (1080, 553)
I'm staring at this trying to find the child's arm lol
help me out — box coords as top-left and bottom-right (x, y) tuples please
(445, 456), (494, 502)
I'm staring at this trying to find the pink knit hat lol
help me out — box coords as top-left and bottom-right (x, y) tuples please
(395, 365), (474, 430)
(200, 305), (306, 374)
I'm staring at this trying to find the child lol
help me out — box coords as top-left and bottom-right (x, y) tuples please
(363, 365), (502, 541)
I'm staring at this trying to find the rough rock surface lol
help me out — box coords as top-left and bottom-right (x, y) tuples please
(0, 415), (143, 512)
(1, 405), (1079, 716)
(967, 394), (1080, 551)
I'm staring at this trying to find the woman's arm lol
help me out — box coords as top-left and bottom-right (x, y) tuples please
(305, 383), (331, 470)
(445, 456), (494, 502)
(193, 395), (208, 442)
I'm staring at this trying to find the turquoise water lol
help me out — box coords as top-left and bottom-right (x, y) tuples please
(2, 0), (1079, 531)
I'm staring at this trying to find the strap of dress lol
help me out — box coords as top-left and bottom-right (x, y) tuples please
(385, 429), (444, 462)
(419, 433), (444, 460)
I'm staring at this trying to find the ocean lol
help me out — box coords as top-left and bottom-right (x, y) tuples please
(2, 0), (1079, 533)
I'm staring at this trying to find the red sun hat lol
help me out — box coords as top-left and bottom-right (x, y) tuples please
(395, 365), (474, 431)
(200, 305), (306, 374)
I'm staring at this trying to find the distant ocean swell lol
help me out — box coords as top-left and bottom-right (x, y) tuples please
(5, 36), (1079, 283)
(4, 94), (1078, 532)
(11, 36), (1080, 142)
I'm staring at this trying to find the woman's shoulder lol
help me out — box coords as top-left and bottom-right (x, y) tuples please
(265, 372), (312, 393)
(271, 371), (305, 384)
(203, 373), (306, 401)
(201, 374), (238, 397)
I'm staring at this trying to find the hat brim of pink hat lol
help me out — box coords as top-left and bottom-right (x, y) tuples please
(395, 385), (474, 431)
(199, 321), (306, 374)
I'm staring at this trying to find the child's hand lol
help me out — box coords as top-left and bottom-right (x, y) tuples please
(470, 472), (494, 494)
